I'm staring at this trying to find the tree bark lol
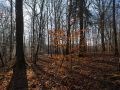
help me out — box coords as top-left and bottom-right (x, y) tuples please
(15, 0), (25, 68)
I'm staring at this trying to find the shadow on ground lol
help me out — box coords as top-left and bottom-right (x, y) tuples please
(7, 66), (28, 90)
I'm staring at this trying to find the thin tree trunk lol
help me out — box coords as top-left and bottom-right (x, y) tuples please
(79, 0), (85, 56)
(0, 52), (4, 67)
(66, 0), (72, 55)
(31, 0), (36, 62)
(9, 0), (13, 61)
(100, 13), (105, 52)
(113, 0), (119, 56)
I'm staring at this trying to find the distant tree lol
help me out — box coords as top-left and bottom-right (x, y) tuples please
(93, 0), (112, 53)
(34, 0), (45, 64)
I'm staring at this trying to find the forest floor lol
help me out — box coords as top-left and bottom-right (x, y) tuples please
(0, 54), (120, 90)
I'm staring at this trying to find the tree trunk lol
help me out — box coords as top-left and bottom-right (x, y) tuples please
(0, 52), (4, 67)
(113, 0), (119, 56)
(15, 0), (25, 68)
(34, 0), (45, 64)
(31, 0), (36, 62)
(7, 1), (28, 89)
(100, 13), (105, 52)
(66, 0), (72, 55)
(79, 0), (85, 57)
(9, 0), (13, 61)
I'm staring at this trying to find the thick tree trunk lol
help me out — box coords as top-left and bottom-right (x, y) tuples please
(7, 1), (28, 89)
(15, 0), (25, 68)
